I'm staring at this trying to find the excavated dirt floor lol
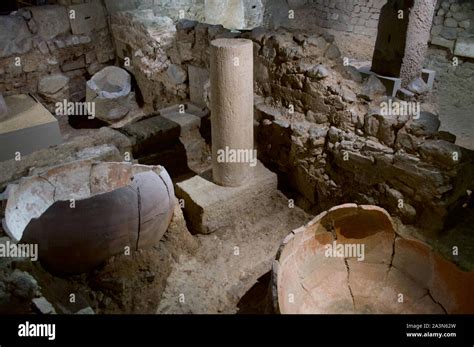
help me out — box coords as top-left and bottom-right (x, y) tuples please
(0, 180), (310, 314)
(157, 191), (310, 314)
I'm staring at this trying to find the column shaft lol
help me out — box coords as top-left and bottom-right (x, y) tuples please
(210, 38), (254, 187)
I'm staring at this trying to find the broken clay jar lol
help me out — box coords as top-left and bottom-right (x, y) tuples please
(86, 66), (134, 123)
(3, 161), (175, 275)
(273, 204), (474, 314)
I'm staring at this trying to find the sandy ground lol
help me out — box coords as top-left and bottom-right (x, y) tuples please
(436, 90), (474, 150)
(0, 188), (311, 314)
(157, 191), (311, 314)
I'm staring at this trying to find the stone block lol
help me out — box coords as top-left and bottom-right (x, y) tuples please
(454, 37), (474, 58)
(32, 297), (56, 314)
(76, 307), (95, 314)
(38, 74), (70, 96)
(61, 56), (86, 72)
(159, 102), (209, 121)
(122, 115), (180, 157)
(440, 27), (458, 40)
(405, 112), (440, 137)
(68, 1), (107, 35)
(243, 0), (264, 29)
(407, 77), (429, 94)
(38, 73), (71, 104)
(421, 69), (436, 89)
(176, 161), (277, 234)
(28, 5), (70, 40)
(459, 20), (470, 29)
(166, 64), (188, 85)
(433, 16), (443, 25)
(431, 25), (443, 37)
(444, 17), (457, 28)
(205, 0), (262, 30)
(359, 66), (401, 97)
(419, 139), (462, 167)
(0, 16), (32, 58)
(160, 111), (201, 135)
(325, 44), (341, 59)
(452, 11), (468, 21)
(431, 36), (454, 51)
(353, 25), (373, 36)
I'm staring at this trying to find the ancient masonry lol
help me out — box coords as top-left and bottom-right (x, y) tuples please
(0, 0), (473, 318)
(0, 2), (115, 100)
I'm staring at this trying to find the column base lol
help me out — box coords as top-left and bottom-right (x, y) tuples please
(176, 161), (277, 234)
(357, 65), (436, 97)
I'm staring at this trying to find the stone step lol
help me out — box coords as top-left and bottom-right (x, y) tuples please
(122, 113), (180, 158)
(122, 102), (211, 176)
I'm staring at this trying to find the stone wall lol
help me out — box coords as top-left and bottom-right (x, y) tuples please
(204, 0), (264, 30)
(104, 0), (205, 22)
(245, 28), (472, 234)
(262, 0), (473, 62)
(430, 0), (474, 58)
(265, 0), (384, 37)
(424, 47), (474, 149)
(105, 0), (264, 30)
(164, 20), (473, 234)
(0, 1), (115, 102)
(109, 10), (187, 110)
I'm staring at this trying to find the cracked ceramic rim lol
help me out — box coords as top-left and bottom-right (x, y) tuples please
(3, 160), (175, 274)
(273, 203), (474, 314)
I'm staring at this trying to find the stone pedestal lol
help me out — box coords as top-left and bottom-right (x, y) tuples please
(358, 65), (436, 97)
(210, 38), (254, 187)
(176, 161), (277, 234)
(359, 66), (402, 97)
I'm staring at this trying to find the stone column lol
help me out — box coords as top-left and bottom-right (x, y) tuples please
(371, 0), (436, 86)
(210, 38), (254, 187)
(399, 0), (437, 86)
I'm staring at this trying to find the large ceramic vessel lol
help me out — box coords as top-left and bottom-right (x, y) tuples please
(3, 161), (175, 275)
(273, 204), (474, 314)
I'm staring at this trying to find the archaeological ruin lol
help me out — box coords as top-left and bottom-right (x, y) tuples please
(0, 0), (473, 324)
